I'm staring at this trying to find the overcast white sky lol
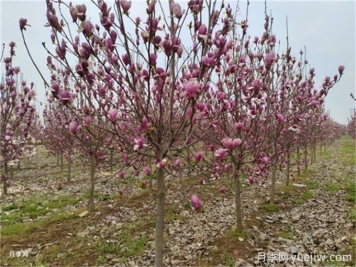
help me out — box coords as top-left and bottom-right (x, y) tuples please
(1, 0), (355, 124)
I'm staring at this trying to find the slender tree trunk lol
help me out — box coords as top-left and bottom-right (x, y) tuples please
(154, 167), (165, 267)
(88, 155), (95, 212)
(149, 161), (153, 190)
(286, 149), (291, 186)
(67, 160), (71, 182)
(233, 165), (243, 232)
(313, 146), (316, 163)
(110, 149), (113, 173)
(304, 147), (308, 169)
(297, 147), (301, 174)
(3, 162), (8, 196)
(56, 153), (60, 166)
(60, 153), (64, 173)
(270, 142), (278, 204)
(270, 164), (277, 204)
(17, 160), (20, 170)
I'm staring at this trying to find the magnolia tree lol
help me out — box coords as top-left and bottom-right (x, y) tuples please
(20, 0), (241, 264)
(197, 8), (344, 231)
(43, 102), (77, 180)
(0, 42), (36, 196)
(347, 112), (356, 139)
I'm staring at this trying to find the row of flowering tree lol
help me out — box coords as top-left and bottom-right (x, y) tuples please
(0, 42), (36, 196)
(18, 0), (345, 265)
(347, 111), (356, 139)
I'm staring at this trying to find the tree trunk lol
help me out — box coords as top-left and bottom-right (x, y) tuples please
(233, 166), (243, 232)
(270, 164), (277, 204)
(3, 162), (8, 196)
(313, 146), (316, 163)
(154, 167), (165, 267)
(270, 142), (278, 204)
(56, 153), (59, 166)
(67, 160), (71, 182)
(17, 160), (20, 170)
(110, 149), (113, 173)
(88, 155), (95, 212)
(297, 147), (301, 174)
(60, 153), (64, 173)
(286, 149), (291, 186)
(149, 162), (153, 190)
(304, 147), (308, 170)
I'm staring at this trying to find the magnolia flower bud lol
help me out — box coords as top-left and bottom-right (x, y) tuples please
(191, 194), (202, 211)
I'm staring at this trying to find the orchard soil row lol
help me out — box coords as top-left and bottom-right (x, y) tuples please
(1, 136), (355, 267)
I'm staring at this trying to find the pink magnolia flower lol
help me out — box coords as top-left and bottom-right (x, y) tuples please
(215, 148), (228, 159)
(262, 156), (270, 164)
(6, 180), (12, 187)
(265, 52), (275, 67)
(143, 167), (151, 176)
(338, 65), (345, 75)
(195, 152), (203, 162)
(83, 116), (91, 127)
(222, 138), (242, 150)
(157, 158), (168, 169)
(118, 189), (123, 196)
(19, 18), (29, 31)
(191, 194), (202, 211)
(171, 2), (183, 19)
(185, 80), (201, 98)
(141, 179), (147, 189)
(174, 158), (180, 167)
(118, 171), (125, 179)
(120, 0), (132, 13)
(133, 136), (146, 150)
(276, 114), (285, 123)
(219, 185), (227, 194)
(108, 108), (118, 122)
(69, 121), (79, 134)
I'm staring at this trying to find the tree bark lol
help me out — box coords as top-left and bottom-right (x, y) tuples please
(270, 142), (278, 204)
(88, 155), (95, 212)
(3, 162), (8, 196)
(270, 164), (277, 204)
(297, 147), (300, 174)
(286, 149), (291, 186)
(110, 149), (113, 173)
(67, 160), (71, 182)
(60, 153), (64, 173)
(233, 165), (243, 232)
(154, 167), (165, 267)
(304, 147), (308, 169)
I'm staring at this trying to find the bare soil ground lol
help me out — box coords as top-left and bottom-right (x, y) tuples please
(1, 136), (355, 267)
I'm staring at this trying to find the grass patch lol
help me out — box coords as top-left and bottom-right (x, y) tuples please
(276, 184), (295, 199)
(301, 191), (313, 200)
(349, 207), (356, 221)
(293, 199), (304, 205)
(324, 182), (341, 193)
(220, 252), (236, 267)
(98, 222), (148, 264)
(279, 231), (294, 239)
(295, 169), (316, 181)
(1, 210), (81, 236)
(1, 193), (84, 226)
(305, 181), (318, 190)
(2, 203), (19, 212)
(226, 228), (247, 240)
(260, 203), (278, 212)
(345, 183), (356, 202)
